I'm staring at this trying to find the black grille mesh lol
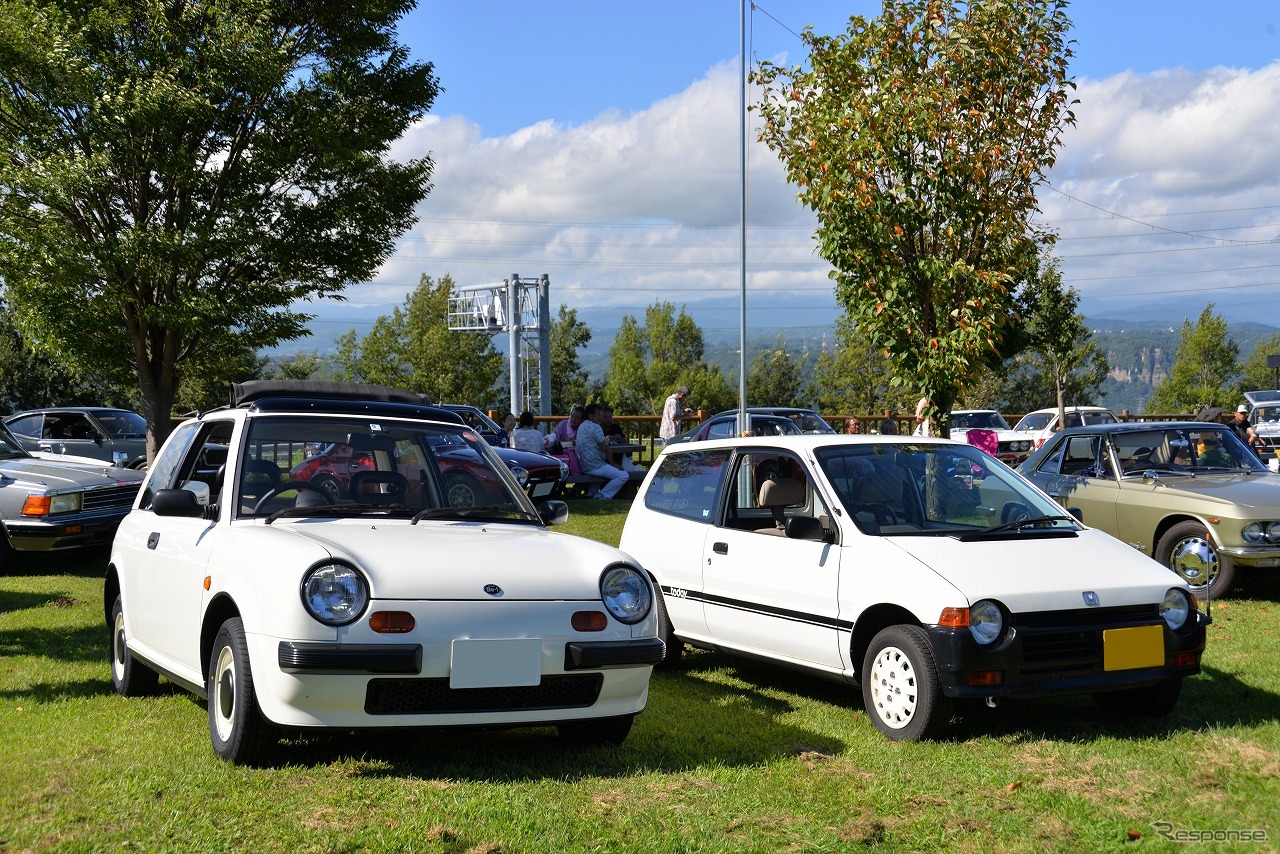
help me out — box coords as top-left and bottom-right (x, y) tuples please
(365, 674), (603, 715)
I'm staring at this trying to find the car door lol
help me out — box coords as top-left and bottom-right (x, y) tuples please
(1027, 432), (1121, 532)
(116, 420), (228, 679)
(701, 450), (844, 671)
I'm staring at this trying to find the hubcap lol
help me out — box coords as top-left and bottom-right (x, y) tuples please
(1169, 535), (1218, 591)
(868, 645), (917, 728)
(214, 647), (236, 741)
(113, 612), (126, 678)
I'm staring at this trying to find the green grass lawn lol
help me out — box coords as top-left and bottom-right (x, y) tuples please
(2, 499), (1278, 851)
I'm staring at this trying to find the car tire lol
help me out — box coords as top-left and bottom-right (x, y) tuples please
(1000, 502), (1032, 526)
(208, 617), (274, 765)
(109, 594), (158, 696)
(445, 474), (482, 508)
(653, 588), (683, 668)
(1093, 678), (1183, 717)
(557, 714), (635, 746)
(1155, 520), (1234, 598)
(312, 474), (344, 503)
(861, 625), (952, 741)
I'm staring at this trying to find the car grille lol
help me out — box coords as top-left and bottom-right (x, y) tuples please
(1013, 604), (1160, 669)
(81, 483), (142, 513)
(364, 674), (603, 715)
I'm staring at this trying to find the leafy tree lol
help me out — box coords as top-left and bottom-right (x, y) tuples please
(754, 0), (1075, 433)
(1017, 259), (1109, 418)
(267, 351), (326, 382)
(333, 274), (503, 404)
(1146, 304), (1239, 413)
(1234, 334), (1280, 399)
(747, 335), (804, 408)
(0, 0), (437, 460)
(174, 346), (267, 416)
(600, 301), (733, 416)
(812, 313), (915, 416)
(548, 306), (591, 414)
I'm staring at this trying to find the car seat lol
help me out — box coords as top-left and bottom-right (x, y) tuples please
(239, 458), (281, 510)
(349, 471), (409, 506)
(758, 477), (805, 533)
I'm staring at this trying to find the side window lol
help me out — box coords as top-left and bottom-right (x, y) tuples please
(643, 449), (730, 522)
(1035, 440), (1066, 475)
(730, 451), (813, 533)
(62, 414), (96, 440)
(707, 421), (734, 441)
(1060, 435), (1102, 476)
(140, 422), (203, 509)
(7, 414), (41, 439)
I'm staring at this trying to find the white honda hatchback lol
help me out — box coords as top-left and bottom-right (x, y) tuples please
(620, 434), (1208, 741)
(107, 382), (662, 763)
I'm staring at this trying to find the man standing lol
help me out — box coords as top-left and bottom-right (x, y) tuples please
(1227, 404), (1259, 455)
(576, 404), (629, 500)
(659, 385), (692, 441)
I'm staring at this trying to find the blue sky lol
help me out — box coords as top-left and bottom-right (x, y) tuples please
(308, 2), (1280, 343)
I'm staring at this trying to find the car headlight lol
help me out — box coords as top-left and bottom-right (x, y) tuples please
(557, 459), (569, 480)
(599, 564), (652, 625)
(1267, 521), (1280, 543)
(50, 492), (83, 514)
(1242, 522), (1265, 544)
(508, 465), (530, 486)
(1160, 587), (1192, 630)
(23, 492), (84, 516)
(968, 599), (1003, 645)
(300, 562), (369, 626)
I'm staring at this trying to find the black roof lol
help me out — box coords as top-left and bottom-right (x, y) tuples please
(230, 381), (462, 424)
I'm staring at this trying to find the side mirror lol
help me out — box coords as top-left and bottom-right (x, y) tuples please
(1066, 506), (1084, 523)
(539, 499), (569, 526)
(151, 488), (205, 518)
(785, 515), (830, 542)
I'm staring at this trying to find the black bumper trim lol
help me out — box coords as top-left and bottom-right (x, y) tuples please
(277, 642), (422, 674)
(564, 637), (667, 670)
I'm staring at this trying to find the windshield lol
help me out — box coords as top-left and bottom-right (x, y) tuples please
(1013, 413), (1054, 432)
(951, 412), (1010, 430)
(1110, 426), (1266, 475)
(815, 442), (1075, 537)
(0, 423), (29, 458)
(238, 416), (539, 521)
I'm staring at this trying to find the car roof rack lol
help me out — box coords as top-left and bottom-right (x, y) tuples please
(230, 381), (434, 408)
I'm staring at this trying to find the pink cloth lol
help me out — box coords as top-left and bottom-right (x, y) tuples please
(966, 429), (998, 456)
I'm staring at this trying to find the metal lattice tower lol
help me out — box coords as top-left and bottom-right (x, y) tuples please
(447, 274), (552, 416)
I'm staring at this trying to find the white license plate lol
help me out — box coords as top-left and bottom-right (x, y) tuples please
(532, 481), (554, 497)
(449, 638), (542, 688)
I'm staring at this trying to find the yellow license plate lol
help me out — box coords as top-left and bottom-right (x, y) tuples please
(1102, 625), (1165, 671)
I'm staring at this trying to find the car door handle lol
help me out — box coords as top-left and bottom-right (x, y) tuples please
(147, 532), (160, 550)
(713, 542), (728, 555)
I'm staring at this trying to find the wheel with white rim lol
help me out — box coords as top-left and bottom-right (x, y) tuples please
(861, 624), (952, 741)
(207, 617), (274, 764)
(109, 594), (158, 696)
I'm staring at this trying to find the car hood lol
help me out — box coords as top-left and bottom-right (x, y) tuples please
(272, 519), (633, 600)
(0, 455), (142, 488)
(1136, 472), (1280, 509)
(884, 528), (1180, 613)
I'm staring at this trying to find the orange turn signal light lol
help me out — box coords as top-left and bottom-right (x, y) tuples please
(572, 611), (608, 632)
(937, 607), (970, 628)
(370, 611), (415, 633)
(21, 495), (51, 516)
(967, 670), (1004, 687)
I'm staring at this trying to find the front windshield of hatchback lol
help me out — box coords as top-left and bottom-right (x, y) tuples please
(815, 442), (1075, 537)
(236, 416), (537, 520)
(1013, 413), (1054, 432)
(951, 411), (1010, 430)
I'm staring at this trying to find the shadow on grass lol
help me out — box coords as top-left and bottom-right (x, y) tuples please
(3, 544), (111, 580)
(0, 622), (107, 665)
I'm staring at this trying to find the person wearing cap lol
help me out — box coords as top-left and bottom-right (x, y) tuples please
(659, 386), (692, 441)
(1227, 403), (1259, 454)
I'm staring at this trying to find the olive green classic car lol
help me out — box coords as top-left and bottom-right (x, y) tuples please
(1019, 421), (1280, 598)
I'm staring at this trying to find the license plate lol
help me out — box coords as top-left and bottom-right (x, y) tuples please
(1102, 625), (1164, 671)
(449, 638), (542, 688)
(532, 481), (554, 497)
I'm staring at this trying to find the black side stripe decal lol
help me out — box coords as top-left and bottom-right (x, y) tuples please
(662, 586), (853, 631)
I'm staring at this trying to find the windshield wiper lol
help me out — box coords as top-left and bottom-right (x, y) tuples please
(264, 503), (411, 524)
(959, 514), (1077, 541)
(410, 506), (540, 525)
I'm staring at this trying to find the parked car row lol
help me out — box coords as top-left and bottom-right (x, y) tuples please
(949, 406), (1120, 464)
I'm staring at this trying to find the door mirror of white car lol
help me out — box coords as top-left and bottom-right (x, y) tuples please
(785, 515), (829, 542)
(539, 499), (569, 526)
(152, 488), (205, 518)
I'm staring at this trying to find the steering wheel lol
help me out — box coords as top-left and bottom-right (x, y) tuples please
(252, 482), (332, 515)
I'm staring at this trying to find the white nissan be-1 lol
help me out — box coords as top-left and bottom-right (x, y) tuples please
(106, 383), (662, 763)
(619, 433), (1209, 741)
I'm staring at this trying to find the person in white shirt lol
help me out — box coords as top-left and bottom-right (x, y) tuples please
(576, 403), (628, 499)
(509, 411), (545, 453)
(659, 385), (691, 441)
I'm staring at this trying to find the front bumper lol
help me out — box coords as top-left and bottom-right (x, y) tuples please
(925, 606), (1208, 699)
(1215, 544), (1280, 568)
(3, 510), (131, 552)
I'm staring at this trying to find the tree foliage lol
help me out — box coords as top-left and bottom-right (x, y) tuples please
(747, 335), (804, 408)
(548, 306), (591, 414)
(1146, 304), (1239, 413)
(812, 313), (916, 416)
(754, 0), (1075, 430)
(1234, 333), (1280, 400)
(600, 301), (735, 416)
(333, 275), (503, 404)
(1015, 258), (1109, 416)
(0, 0), (437, 459)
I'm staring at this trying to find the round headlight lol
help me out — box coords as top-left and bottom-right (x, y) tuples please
(599, 565), (652, 625)
(301, 562), (369, 626)
(968, 599), (1003, 645)
(509, 465), (530, 486)
(1242, 522), (1265, 543)
(1267, 522), (1280, 543)
(1160, 587), (1191, 630)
